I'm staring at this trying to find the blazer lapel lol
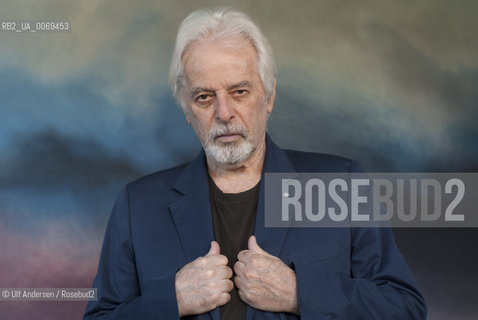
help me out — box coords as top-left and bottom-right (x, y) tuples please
(254, 134), (297, 255)
(247, 135), (297, 320)
(168, 150), (220, 320)
(169, 150), (215, 261)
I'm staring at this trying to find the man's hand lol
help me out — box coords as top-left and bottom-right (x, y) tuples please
(175, 241), (234, 317)
(234, 236), (300, 315)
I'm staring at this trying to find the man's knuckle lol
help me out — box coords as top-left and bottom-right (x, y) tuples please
(225, 266), (233, 277)
(223, 292), (231, 303)
(198, 295), (210, 308)
(250, 256), (260, 266)
(242, 290), (253, 301)
(196, 257), (206, 266)
(233, 262), (241, 273)
(234, 276), (241, 287)
(207, 281), (217, 289)
(244, 268), (255, 279)
(226, 279), (234, 291)
(205, 268), (215, 278)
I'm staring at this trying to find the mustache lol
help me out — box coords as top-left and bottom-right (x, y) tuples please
(207, 124), (248, 141)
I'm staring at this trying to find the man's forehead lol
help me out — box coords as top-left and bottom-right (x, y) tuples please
(182, 39), (259, 86)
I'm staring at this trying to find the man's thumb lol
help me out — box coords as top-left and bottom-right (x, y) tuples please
(206, 241), (220, 256)
(248, 236), (266, 254)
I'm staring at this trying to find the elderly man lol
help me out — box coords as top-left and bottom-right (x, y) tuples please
(84, 8), (427, 320)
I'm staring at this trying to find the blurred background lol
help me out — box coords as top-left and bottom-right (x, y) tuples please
(1, 0), (477, 319)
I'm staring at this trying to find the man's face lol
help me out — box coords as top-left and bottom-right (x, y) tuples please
(181, 38), (275, 167)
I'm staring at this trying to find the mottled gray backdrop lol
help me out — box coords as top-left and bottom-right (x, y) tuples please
(1, 1), (477, 319)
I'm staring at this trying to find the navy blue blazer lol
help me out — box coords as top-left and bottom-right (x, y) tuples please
(84, 135), (427, 319)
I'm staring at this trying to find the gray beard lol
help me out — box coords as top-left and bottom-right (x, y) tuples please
(203, 123), (253, 165)
(205, 139), (254, 165)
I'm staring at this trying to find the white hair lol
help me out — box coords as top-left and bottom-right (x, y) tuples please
(169, 8), (276, 109)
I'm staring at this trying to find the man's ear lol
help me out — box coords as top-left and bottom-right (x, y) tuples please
(266, 79), (276, 114)
(181, 101), (192, 125)
(184, 108), (191, 124)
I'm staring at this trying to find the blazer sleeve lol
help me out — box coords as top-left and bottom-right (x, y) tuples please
(291, 160), (427, 319)
(83, 187), (181, 320)
(292, 227), (427, 319)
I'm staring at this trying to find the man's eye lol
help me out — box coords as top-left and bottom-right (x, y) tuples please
(233, 89), (248, 97)
(195, 94), (212, 103)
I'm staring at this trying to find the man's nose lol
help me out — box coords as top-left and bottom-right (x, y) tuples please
(214, 94), (235, 123)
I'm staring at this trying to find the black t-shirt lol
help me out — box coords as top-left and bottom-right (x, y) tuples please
(208, 175), (260, 320)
